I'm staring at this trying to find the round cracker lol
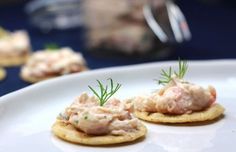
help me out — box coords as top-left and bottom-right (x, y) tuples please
(0, 68), (6, 80)
(20, 73), (55, 83)
(52, 121), (147, 146)
(134, 103), (225, 124)
(20, 66), (88, 83)
(0, 53), (29, 67)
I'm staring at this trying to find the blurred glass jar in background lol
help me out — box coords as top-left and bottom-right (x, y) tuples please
(26, 0), (191, 58)
(25, 0), (83, 31)
(83, 0), (155, 55)
(82, 0), (191, 57)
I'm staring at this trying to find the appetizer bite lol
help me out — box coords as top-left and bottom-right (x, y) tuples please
(0, 67), (6, 80)
(52, 79), (147, 145)
(0, 27), (31, 67)
(132, 60), (224, 123)
(20, 46), (87, 83)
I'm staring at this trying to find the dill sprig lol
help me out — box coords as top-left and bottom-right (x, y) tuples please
(44, 43), (60, 51)
(158, 67), (173, 85)
(174, 59), (188, 79)
(158, 59), (188, 85)
(88, 78), (122, 106)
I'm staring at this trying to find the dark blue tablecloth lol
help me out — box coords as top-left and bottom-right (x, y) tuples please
(1, 0), (236, 96)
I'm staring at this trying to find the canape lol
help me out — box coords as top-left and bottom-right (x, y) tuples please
(0, 28), (31, 66)
(131, 60), (224, 123)
(20, 47), (87, 83)
(52, 79), (147, 145)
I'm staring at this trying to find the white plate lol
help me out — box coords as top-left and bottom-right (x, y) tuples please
(1, 60), (236, 152)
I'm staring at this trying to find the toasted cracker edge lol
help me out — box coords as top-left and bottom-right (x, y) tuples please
(20, 66), (88, 83)
(0, 54), (29, 67)
(0, 68), (6, 80)
(134, 103), (225, 124)
(52, 121), (147, 145)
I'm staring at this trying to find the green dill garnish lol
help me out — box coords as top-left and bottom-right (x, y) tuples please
(88, 78), (122, 106)
(158, 67), (173, 85)
(174, 58), (188, 79)
(158, 59), (188, 85)
(59, 113), (69, 120)
(74, 120), (79, 124)
(84, 116), (88, 120)
(44, 43), (60, 51)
